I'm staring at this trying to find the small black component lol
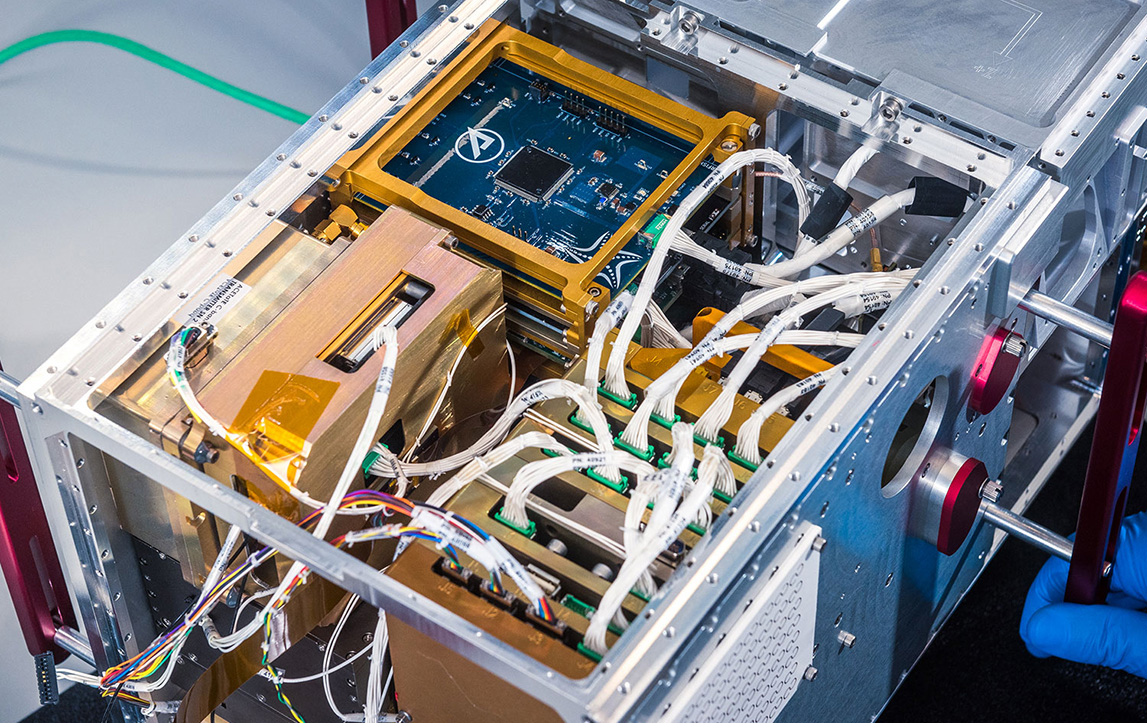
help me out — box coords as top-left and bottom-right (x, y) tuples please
(478, 580), (518, 610)
(562, 95), (591, 118)
(684, 193), (731, 234)
(530, 79), (551, 101)
(525, 607), (580, 646)
(34, 653), (58, 706)
(435, 557), (475, 588)
(905, 176), (970, 217)
(595, 109), (627, 136)
(801, 183), (854, 239)
(193, 441), (219, 465)
(494, 146), (575, 203)
(470, 203), (493, 222)
(596, 181), (619, 200)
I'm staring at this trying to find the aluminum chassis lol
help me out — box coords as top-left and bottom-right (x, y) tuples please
(2, 0), (1144, 720)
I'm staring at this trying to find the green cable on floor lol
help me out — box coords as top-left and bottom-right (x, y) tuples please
(0, 29), (310, 124)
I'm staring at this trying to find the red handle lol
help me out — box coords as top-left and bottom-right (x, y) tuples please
(365, 0), (418, 57)
(1066, 271), (1147, 604)
(0, 361), (77, 660)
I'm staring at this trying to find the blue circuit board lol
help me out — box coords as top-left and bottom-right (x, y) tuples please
(383, 58), (713, 292)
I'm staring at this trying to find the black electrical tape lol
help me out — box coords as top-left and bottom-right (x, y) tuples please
(905, 177), (969, 217)
(800, 183), (853, 238)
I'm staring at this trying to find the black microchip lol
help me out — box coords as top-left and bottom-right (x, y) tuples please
(494, 146), (574, 203)
(596, 182), (618, 200)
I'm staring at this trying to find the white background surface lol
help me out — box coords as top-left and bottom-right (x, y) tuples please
(0, 2), (381, 718)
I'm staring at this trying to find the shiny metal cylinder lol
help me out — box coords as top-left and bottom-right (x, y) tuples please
(0, 371), (19, 408)
(981, 500), (1074, 562)
(54, 625), (96, 667)
(1019, 289), (1114, 348)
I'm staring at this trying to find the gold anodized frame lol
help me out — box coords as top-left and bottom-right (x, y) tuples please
(337, 21), (756, 352)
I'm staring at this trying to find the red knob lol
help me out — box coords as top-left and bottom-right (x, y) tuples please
(936, 457), (989, 555)
(970, 328), (1026, 415)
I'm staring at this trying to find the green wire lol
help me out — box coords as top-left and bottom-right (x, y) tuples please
(0, 29), (310, 125)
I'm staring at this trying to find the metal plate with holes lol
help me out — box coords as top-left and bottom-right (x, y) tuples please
(665, 524), (820, 723)
(698, 0), (1143, 145)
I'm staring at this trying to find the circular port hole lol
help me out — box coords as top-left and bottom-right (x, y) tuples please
(881, 375), (949, 497)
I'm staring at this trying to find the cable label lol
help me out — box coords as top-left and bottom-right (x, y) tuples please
(795, 371), (829, 394)
(518, 386), (554, 407)
(376, 365), (395, 396)
(168, 342), (187, 371)
(175, 276), (250, 326)
(684, 339), (719, 366)
(857, 290), (894, 313)
(718, 258), (756, 284)
(845, 208), (878, 236)
(604, 293), (633, 322)
(573, 452), (613, 468)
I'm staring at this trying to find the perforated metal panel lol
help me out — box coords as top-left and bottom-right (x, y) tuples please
(666, 524), (820, 723)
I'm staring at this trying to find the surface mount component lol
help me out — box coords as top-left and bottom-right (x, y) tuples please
(6, 3), (1147, 723)
(338, 21), (755, 358)
(494, 145), (576, 203)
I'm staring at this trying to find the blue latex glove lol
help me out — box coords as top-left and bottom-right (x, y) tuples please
(1020, 512), (1147, 677)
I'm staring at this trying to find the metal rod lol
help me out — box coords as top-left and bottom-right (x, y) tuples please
(981, 500), (1074, 562)
(981, 500), (1113, 577)
(1019, 289), (1114, 348)
(0, 371), (20, 409)
(54, 625), (95, 667)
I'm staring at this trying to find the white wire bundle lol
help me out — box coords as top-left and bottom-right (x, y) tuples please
(619, 270), (908, 453)
(618, 326), (867, 454)
(367, 379), (615, 481)
(501, 451), (656, 530)
(363, 609), (390, 723)
(623, 474), (661, 600)
(731, 269), (915, 332)
(584, 290), (635, 395)
(276, 638), (369, 684)
(643, 423), (697, 544)
(203, 586), (274, 655)
(324, 596), (364, 722)
(166, 328), (228, 439)
(833, 145), (878, 188)
(668, 231), (797, 290)
(108, 522), (242, 692)
(642, 300), (691, 349)
(621, 425), (693, 599)
(692, 276), (909, 442)
(664, 148), (886, 289)
(585, 444), (722, 653)
(424, 431), (568, 508)
(403, 305), (508, 462)
(734, 368), (838, 465)
(696, 444), (734, 524)
(602, 149), (810, 401)
(686, 476), (713, 530)
(266, 325), (399, 628)
(757, 188), (916, 280)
